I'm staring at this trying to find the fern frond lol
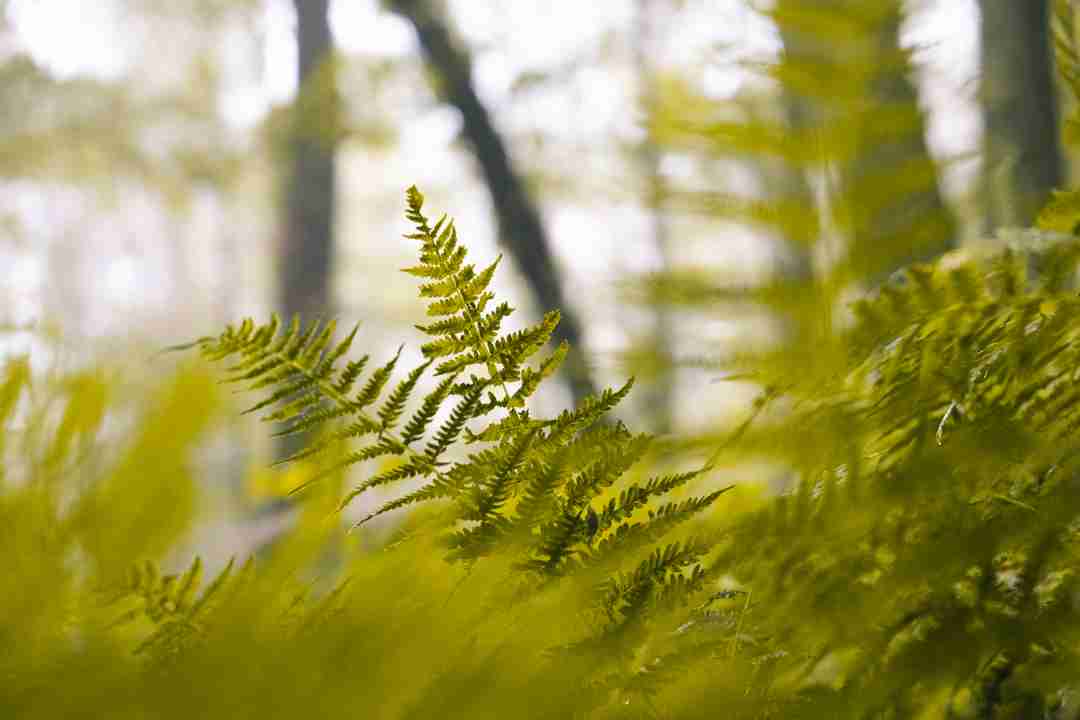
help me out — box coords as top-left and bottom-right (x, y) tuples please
(271, 405), (357, 441)
(463, 408), (538, 444)
(595, 470), (704, 534)
(191, 189), (707, 611)
(425, 384), (485, 462)
(350, 474), (462, 529)
(110, 554), (240, 658)
(511, 341), (569, 408)
(338, 456), (433, 510)
(355, 347), (402, 410)
(602, 540), (709, 623)
(464, 428), (540, 523)
(183, 557), (237, 621)
(545, 379), (635, 446)
(562, 430), (652, 512)
(587, 489), (733, 569)
(511, 452), (572, 531)
(332, 355), (370, 396)
(400, 374), (458, 446)
(377, 359), (431, 431)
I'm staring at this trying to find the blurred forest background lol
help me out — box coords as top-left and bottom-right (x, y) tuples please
(0, 0), (1062, 555)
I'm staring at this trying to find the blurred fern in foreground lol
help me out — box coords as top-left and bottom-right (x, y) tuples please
(617, 0), (1080, 715)
(698, 236), (1080, 717)
(9, 1), (1080, 708)
(2, 189), (746, 719)
(10, 184), (1080, 718)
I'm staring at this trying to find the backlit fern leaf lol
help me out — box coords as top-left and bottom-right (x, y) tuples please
(190, 188), (727, 665)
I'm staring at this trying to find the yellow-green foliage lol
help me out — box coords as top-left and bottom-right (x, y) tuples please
(8, 2), (1080, 711)
(187, 187), (727, 564)
(701, 236), (1080, 716)
(8, 185), (1080, 717)
(1038, 0), (1080, 235)
(0, 360), (219, 697)
(2, 190), (743, 719)
(631, 0), (1080, 715)
(188, 187), (733, 646)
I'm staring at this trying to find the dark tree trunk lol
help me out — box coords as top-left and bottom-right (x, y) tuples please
(773, 16), (818, 282)
(274, 0), (337, 469)
(843, 1), (958, 284)
(634, 0), (676, 435)
(775, 0), (957, 286)
(282, 0), (336, 322)
(979, 0), (1063, 230)
(388, 0), (597, 405)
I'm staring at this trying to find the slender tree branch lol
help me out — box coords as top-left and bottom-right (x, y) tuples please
(388, 0), (597, 404)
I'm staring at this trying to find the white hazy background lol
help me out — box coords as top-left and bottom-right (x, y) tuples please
(1, 0), (979, 335)
(0, 0), (981, 556)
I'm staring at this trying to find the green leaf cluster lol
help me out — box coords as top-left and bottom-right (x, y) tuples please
(190, 188), (720, 560)
(621, 0), (1080, 715)
(0, 189), (745, 719)
(11, 199), (1080, 719)
(11, 1), (1080, 715)
(167, 188), (739, 708)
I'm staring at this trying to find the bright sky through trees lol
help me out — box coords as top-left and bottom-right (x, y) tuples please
(0, 0), (981, 390)
(7, 0), (978, 157)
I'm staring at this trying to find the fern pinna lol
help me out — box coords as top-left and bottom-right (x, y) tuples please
(190, 187), (728, 622)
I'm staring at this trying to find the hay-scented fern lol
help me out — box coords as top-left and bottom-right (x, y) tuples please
(188, 187), (732, 664)
(616, 2), (1080, 714)
(0, 231), (733, 719)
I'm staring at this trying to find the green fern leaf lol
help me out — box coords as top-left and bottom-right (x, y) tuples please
(355, 347), (402, 409)
(377, 359), (432, 431)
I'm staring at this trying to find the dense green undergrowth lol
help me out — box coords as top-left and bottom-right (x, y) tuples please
(6, 186), (1080, 718)
(2, 189), (746, 720)
(10, 3), (1080, 717)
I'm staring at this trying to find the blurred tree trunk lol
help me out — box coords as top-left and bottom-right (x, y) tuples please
(388, 0), (597, 405)
(271, 0), (338, 471)
(772, 17), (818, 282)
(843, 0), (957, 284)
(281, 0), (337, 322)
(633, 0), (675, 435)
(979, 0), (1063, 230)
(774, 0), (957, 286)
